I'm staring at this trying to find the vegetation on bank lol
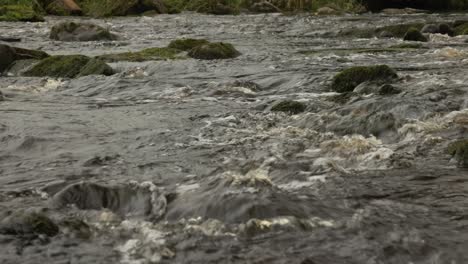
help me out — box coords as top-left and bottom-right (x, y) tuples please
(0, 0), (44, 22)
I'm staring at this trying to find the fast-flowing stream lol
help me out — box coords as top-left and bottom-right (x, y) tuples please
(0, 12), (467, 264)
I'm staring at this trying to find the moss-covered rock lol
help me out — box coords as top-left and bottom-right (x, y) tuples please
(50, 22), (118, 41)
(403, 28), (428, 42)
(331, 65), (398, 93)
(24, 55), (113, 78)
(271, 100), (307, 114)
(0, 4), (44, 22)
(448, 139), (468, 168)
(97, 47), (183, 62)
(454, 21), (468, 36)
(0, 211), (59, 237)
(0, 44), (49, 73)
(188, 42), (241, 60)
(168, 38), (210, 51)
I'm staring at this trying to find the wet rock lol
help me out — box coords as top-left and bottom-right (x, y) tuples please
(378, 84), (402, 95)
(317, 7), (341, 15)
(50, 22), (118, 42)
(0, 210), (59, 237)
(23, 55), (113, 78)
(0, 4), (44, 22)
(403, 28), (428, 42)
(447, 140), (468, 168)
(97, 47), (182, 62)
(271, 100), (307, 115)
(51, 181), (167, 219)
(188, 42), (241, 60)
(421, 23), (454, 36)
(59, 218), (91, 239)
(46, 0), (82, 16)
(249, 1), (281, 13)
(331, 65), (398, 93)
(0, 44), (49, 73)
(453, 21), (468, 36)
(0, 44), (15, 73)
(168, 38), (210, 51)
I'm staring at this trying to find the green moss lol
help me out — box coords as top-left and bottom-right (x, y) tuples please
(331, 65), (398, 93)
(188, 42), (240, 60)
(0, 4), (44, 22)
(24, 55), (113, 78)
(447, 139), (468, 168)
(271, 100), (306, 114)
(168, 38), (210, 51)
(403, 28), (428, 42)
(454, 22), (468, 36)
(97, 47), (184, 62)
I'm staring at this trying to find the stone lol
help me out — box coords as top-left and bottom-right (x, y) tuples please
(188, 42), (241, 60)
(403, 28), (428, 42)
(0, 210), (59, 237)
(271, 100), (307, 114)
(331, 65), (398, 93)
(168, 38), (210, 51)
(447, 140), (468, 168)
(50, 22), (118, 42)
(0, 44), (49, 73)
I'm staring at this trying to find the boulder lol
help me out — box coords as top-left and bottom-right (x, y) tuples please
(403, 28), (428, 42)
(0, 44), (49, 73)
(448, 140), (468, 168)
(249, 1), (281, 13)
(421, 23), (454, 36)
(24, 55), (113, 78)
(46, 0), (82, 15)
(50, 22), (118, 42)
(331, 65), (398, 93)
(0, 210), (59, 237)
(188, 42), (241, 60)
(168, 38), (210, 51)
(271, 100), (307, 114)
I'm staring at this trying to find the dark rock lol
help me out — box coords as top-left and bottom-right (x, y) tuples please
(421, 24), (439, 34)
(403, 28), (428, 42)
(447, 140), (468, 168)
(0, 44), (15, 73)
(24, 55), (113, 78)
(50, 22), (118, 42)
(0, 210), (59, 237)
(271, 100), (307, 114)
(421, 23), (454, 36)
(168, 38), (210, 51)
(250, 1), (281, 13)
(378, 84), (402, 95)
(188, 42), (241, 60)
(0, 44), (49, 73)
(331, 65), (398, 93)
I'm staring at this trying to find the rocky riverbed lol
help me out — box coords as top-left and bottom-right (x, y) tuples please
(0, 12), (467, 264)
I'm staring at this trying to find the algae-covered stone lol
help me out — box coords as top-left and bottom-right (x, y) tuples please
(331, 65), (398, 93)
(50, 21), (118, 41)
(0, 4), (44, 22)
(97, 47), (182, 62)
(168, 38), (210, 51)
(0, 210), (59, 237)
(188, 42), (241, 60)
(24, 55), (113, 78)
(448, 139), (468, 168)
(271, 100), (306, 114)
(403, 28), (428, 42)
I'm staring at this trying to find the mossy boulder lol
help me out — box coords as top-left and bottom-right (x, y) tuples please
(331, 65), (398, 93)
(24, 55), (113, 78)
(271, 100), (307, 115)
(0, 4), (44, 22)
(188, 42), (241, 60)
(453, 21), (468, 36)
(0, 44), (49, 73)
(403, 28), (428, 42)
(168, 38), (210, 51)
(50, 22), (118, 42)
(448, 140), (468, 168)
(0, 210), (59, 237)
(97, 47), (183, 62)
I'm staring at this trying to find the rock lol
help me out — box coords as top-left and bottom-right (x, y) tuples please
(378, 84), (402, 95)
(0, 210), (59, 237)
(168, 38), (210, 51)
(271, 100), (306, 114)
(317, 7), (341, 15)
(24, 55), (113, 78)
(0, 44), (49, 73)
(447, 140), (468, 168)
(378, 30), (395, 38)
(209, 3), (237, 15)
(59, 218), (91, 239)
(188, 42), (241, 60)
(331, 65), (398, 93)
(250, 1), (281, 13)
(421, 23), (454, 36)
(403, 28), (428, 42)
(50, 22), (118, 42)
(0, 4), (44, 22)
(46, 0), (82, 15)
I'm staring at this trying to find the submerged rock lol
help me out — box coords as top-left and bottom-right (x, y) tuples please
(168, 38), (210, 51)
(51, 181), (167, 219)
(271, 100), (307, 114)
(331, 65), (398, 93)
(0, 210), (59, 237)
(403, 28), (428, 42)
(50, 22), (118, 41)
(24, 55), (113, 78)
(448, 140), (468, 168)
(188, 42), (241, 60)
